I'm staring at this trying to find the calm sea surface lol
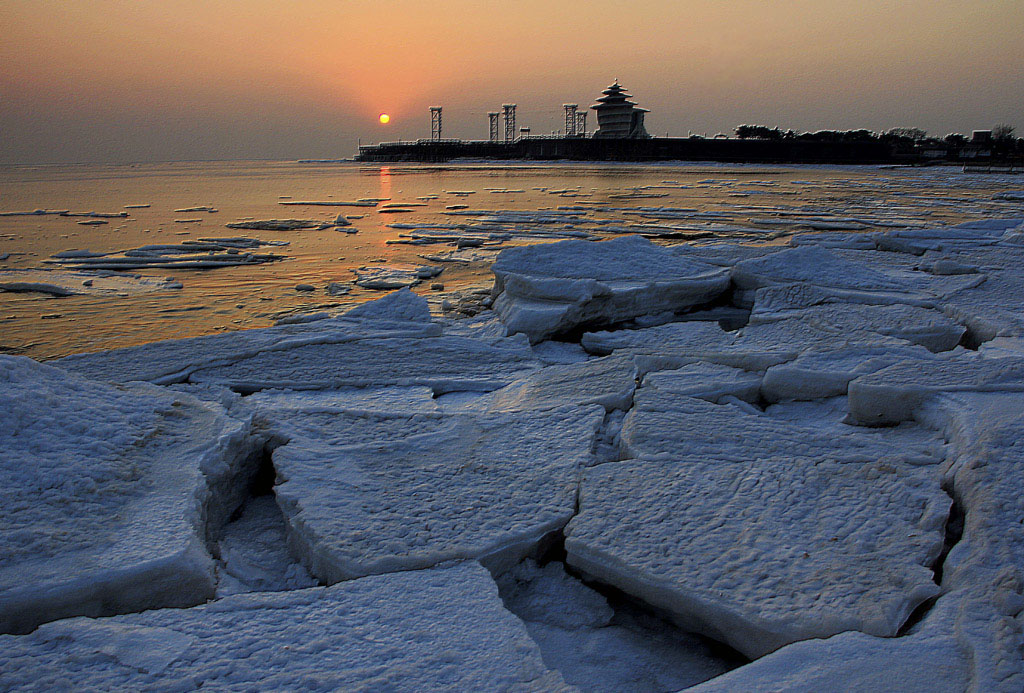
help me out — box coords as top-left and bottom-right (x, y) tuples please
(1, 160), (1020, 360)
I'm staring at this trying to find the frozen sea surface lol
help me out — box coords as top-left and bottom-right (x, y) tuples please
(2, 162), (1024, 690)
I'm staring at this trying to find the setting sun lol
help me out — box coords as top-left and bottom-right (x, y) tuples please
(379, 113), (390, 124)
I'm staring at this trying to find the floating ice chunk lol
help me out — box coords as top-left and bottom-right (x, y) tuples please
(225, 219), (328, 231)
(47, 239), (285, 270)
(0, 563), (567, 691)
(341, 286), (431, 322)
(279, 200), (378, 207)
(352, 264), (442, 289)
(565, 449), (947, 659)
(492, 236), (730, 343)
(272, 406), (603, 581)
(0, 356), (255, 634)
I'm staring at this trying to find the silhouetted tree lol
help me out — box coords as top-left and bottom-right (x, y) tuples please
(993, 124), (1016, 142)
(735, 125), (784, 140)
(884, 127), (928, 142)
(944, 133), (967, 146)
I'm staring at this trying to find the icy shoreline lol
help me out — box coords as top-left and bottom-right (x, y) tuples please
(3, 218), (1024, 690)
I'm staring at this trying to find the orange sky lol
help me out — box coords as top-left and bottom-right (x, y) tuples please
(2, 0), (1022, 163)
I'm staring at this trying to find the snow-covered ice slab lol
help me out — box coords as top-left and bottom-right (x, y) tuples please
(272, 406), (603, 582)
(565, 450), (947, 659)
(761, 345), (937, 402)
(582, 321), (795, 373)
(478, 356), (638, 413)
(745, 285), (965, 352)
(189, 334), (540, 394)
(55, 289), (445, 384)
(642, 362), (762, 403)
(492, 235), (730, 343)
(0, 562), (568, 691)
(731, 245), (931, 306)
(621, 388), (942, 466)
(849, 354), (1024, 425)
(0, 356), (254, 634)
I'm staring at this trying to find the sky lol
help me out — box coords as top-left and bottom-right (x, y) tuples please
(2, 0), (1022, 164)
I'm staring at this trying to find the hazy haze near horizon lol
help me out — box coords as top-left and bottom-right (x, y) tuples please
(2, 0), (1022, 164)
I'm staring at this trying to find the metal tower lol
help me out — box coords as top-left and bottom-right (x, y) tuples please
(563, 104), (578, 136)
(502, 104), (516, 143)
(430, 107), (442, 141)
(575, 111), (587, 137)
(488, 112), (500, 142)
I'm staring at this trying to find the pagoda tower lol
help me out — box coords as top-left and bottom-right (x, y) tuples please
(590, 81), (650, 138)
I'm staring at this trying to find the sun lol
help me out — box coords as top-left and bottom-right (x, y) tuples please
(379, 113), (390, 124)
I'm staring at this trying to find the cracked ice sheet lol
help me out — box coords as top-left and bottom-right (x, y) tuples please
(271, 405), (604, 582)
(565, 448), (948, 660)
(0, 356), (253, 634)
(0, 562), (570, 692)
(54, 288), (443, 385)
(491, 235), (730, 343)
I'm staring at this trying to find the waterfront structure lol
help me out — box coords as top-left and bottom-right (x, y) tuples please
(591, 81), (649, 139)
(430, 107), (442, 141)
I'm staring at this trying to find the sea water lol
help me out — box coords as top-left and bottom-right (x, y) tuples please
(0, 160), (1019, 360)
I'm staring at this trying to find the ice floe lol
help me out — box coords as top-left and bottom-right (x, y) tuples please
(492, 235), (730, 343)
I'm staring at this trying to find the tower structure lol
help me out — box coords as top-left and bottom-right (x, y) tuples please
(488, 112), (500, 142)
(430, 107), (442, 141)
(563, 104), (578, 136)
(575, 111), (587, 137)
(502, 104), (517, 143)
(590, 81), (649, 138)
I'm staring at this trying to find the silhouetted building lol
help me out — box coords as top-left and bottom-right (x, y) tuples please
(591, 81), (649, 139)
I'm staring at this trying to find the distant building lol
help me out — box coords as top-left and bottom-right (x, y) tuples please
(972, 130), (993, 144)
(591, 81), (650, 139)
